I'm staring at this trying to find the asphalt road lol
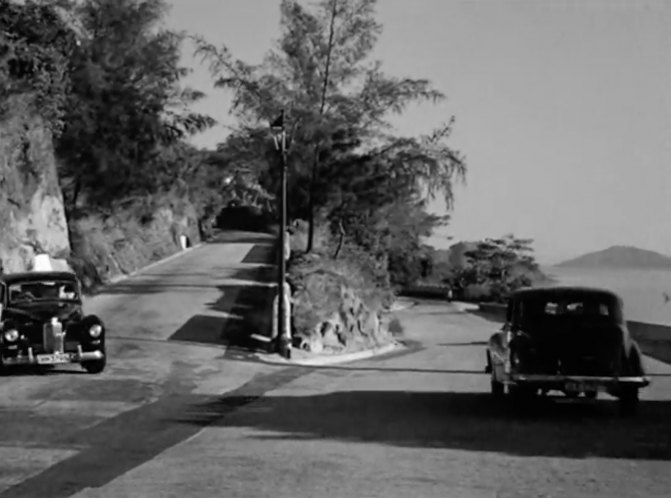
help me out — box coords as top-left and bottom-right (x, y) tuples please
(2, 234), (671, 498)
(0, 231), (281, 497)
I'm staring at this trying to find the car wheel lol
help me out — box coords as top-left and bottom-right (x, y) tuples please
(491, 377), (504, 398)
(619, 387), (639, 416)
(584, 390), (598, 400)
(508, 385), (536, 414)
(82, 357), (106, 374)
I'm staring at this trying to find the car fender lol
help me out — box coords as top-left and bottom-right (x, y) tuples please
(626, 340), (646, 377)
(79, 314), (106, 342)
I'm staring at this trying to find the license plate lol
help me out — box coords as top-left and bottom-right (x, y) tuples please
(36, 353), (72, 365)
(565, 381), (596, 392)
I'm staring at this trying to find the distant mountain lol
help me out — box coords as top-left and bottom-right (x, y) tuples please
(556, 245), (671, 269)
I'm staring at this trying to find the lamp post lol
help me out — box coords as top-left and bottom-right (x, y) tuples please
(271, 110), (291, 359)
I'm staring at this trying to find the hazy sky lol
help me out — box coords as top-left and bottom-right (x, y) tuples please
(165, 0), (671, 264)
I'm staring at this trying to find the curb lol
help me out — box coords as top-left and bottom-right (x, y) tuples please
(452, 301), (480, 312)
(105, 243), (204, 286)
(388, 300), (417, 312)
(253, 341), (404, 367)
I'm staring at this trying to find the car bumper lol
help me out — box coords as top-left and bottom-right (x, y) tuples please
(507, 374), (651, 390)
(1, 346), (104, 366)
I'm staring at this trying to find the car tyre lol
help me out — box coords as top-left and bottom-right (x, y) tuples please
(584, 390), (598, 400)
(508, 385), (536, 414)
(82, 356), (106, 374)
(619, 387), (639, 416)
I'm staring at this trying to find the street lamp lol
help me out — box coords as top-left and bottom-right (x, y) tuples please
(271, 110), (291, 359)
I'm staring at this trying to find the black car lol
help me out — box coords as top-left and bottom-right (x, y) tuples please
(485, 286), (650, 414)
(0, 271), (106, 373)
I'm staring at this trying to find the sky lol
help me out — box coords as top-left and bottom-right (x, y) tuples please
(164, 0), (671, 265)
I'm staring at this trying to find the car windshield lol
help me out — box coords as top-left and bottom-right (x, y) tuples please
(7, 280), (80, 304)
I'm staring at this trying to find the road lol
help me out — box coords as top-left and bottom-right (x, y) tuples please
(2, 233), (671, 497)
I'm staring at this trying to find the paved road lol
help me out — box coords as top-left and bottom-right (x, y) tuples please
(0, 231), (281, 497)
(3, 236), (671, 497)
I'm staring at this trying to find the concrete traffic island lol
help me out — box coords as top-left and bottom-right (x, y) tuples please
(254, 339), (405, 366)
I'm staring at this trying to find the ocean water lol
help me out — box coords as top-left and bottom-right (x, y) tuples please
(542, 267), (671, 326)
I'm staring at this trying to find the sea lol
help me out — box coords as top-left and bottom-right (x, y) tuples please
(542, 266), (671, 326)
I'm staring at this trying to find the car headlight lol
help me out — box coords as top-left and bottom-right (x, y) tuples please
(3, 329), (19, 342)
(89, 324), (103, 338)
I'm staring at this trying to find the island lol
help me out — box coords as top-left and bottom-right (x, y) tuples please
(556, 245), (671, 270)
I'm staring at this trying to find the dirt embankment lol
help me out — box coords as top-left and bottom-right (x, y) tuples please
(67, 197), (201, 291)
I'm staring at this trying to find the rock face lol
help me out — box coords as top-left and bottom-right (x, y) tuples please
(0, 97), (71, 273)
(290, 261), (390, 354)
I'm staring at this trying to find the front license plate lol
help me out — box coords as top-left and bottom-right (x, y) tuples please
(36, 353), (72, 365)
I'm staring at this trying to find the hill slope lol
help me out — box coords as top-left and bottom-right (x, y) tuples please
(557, 245), (671, 269)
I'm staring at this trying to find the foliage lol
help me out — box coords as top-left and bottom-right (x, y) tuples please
(453, 234), (541, 302)
(193, 0), (466, 288)
(0, 0), (78, 133)
(54, 0), (216, 212)
(1, 0), (220, 218)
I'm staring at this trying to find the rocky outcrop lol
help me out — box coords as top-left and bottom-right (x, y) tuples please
(0, 96), (71, 273)
(288, 253), (392, 354)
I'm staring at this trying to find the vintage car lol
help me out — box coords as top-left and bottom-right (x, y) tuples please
(485, 286), (650, 414)
(0, 271), (106, 373)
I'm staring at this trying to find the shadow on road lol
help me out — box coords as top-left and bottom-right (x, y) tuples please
(0, 365), (87, 377)
(176, 390), (671, 460)
(437, 341), (489, 347)
(165, 237), (277, 353)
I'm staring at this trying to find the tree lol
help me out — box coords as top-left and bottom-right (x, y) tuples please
(192, 0), (465, 252)
(54, 0), (215, 212)
(0, 0), (79, 132)
(456, 234), (541, 301)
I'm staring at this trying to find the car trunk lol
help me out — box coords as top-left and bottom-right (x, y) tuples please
(521, 318), (624, 376)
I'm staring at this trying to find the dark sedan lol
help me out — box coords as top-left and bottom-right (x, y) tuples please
(485, 286), (650, 415)
(0, 271), (106, 373)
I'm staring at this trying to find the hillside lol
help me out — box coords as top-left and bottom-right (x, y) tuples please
(557, 245), (671, 269)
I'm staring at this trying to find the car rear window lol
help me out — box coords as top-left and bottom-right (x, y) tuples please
(542, 299), (612, 318)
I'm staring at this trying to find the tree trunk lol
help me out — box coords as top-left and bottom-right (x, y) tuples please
(306, 0), (338, 253)
(333, 220), (346, 260)
(69, 175), (82, 215)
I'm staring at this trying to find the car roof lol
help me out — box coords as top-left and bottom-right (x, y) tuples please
(510, 285), (621, 301)
(0, 271), (79, 285)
